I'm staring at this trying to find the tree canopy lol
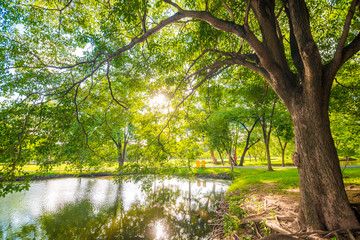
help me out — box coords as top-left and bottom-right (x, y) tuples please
(1, 0), (360, 232)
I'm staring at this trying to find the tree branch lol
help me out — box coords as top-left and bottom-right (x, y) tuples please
(249, 1), (290, 74)
(288, 0), (322, 83)
(163, 0), (246, 38)
(156, 64), (230, 143)
(106, 61), (128, 109)
(341, 32), (360, 65)
(244, 0), (251, 26)
(220, 0), (235, 22)
(333, 0), (358, 65)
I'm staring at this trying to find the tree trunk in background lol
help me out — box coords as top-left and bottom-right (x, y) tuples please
(118, 146), (124, 168)
(226, 149), (234, 171)
(259, 114), (273, 171)
(210, 149), (218, 164)
(217, 147), (224, 166)
(239, 120), (259, 166)
(277, 136), (288, 167)
(240, 139), (260, 166)
(122, 133), (128, 166)
(117, 144), (126, 168)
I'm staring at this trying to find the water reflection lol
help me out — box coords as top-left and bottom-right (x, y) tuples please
(0, 177), (229, 239)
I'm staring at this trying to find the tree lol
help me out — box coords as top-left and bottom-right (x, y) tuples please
(238, 114), (259, 167)
(104, 110), (135, 168)
(205, 109), (237, 170)
(256, 93), (277, 171)
(273, 104), (294, 167)
(330, 59), (360, 161)
(2, 0), (360, 231)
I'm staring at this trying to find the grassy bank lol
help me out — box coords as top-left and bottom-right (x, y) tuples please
(18, 156), (360, 173)
(197, 167), (360, 239)
(5, 164), (360, 238)
(15, 163), (360, 189)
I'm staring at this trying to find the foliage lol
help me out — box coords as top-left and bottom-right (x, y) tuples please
(1, 1), (360, 230)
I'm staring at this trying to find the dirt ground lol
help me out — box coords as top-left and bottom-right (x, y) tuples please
(211, 185), (360, 240)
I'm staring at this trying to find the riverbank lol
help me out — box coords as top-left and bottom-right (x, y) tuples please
(5, 167), (360, 239)
(209, 167), (360, 239)
(11, 167), (234, 182)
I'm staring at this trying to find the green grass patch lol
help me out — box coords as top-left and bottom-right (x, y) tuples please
(342, 168), (360, 185)
(11, 163), (360, 192)
(188, 156), (360, 168)
(20, 163), (117, 172)
(227, 168), (299, 193)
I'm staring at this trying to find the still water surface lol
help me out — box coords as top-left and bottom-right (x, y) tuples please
(0, 177), (229, 239)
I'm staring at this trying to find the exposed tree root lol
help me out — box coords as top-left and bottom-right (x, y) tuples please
(209, 198), (229, 239)
(210, 186), (360, 240)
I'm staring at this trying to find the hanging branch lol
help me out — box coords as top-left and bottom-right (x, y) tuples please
(106, 61), (128, 109)
(155, 63), (230, 148)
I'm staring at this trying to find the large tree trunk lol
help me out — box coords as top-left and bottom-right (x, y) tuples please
(291, 101), (359, 231)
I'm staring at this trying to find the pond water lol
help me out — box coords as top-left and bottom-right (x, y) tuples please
(0, 177), (230, 239)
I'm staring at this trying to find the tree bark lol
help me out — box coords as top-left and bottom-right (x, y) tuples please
(290, 98), (359, 231)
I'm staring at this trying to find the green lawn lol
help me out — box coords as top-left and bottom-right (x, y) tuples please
(191, 167), (360, 193)
(11, 161), (360, 192)
(21, 163), (118, 172)
(191, 156), (360, 167)
(17, 155), (360, 173)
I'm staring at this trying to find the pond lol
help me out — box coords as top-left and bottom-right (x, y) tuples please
(0, 177), (230, 239)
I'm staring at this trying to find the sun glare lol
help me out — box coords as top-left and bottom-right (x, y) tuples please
(149, 94), (168, 109)
(154, 220), (168, 240)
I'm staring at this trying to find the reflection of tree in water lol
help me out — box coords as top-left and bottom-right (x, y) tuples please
(3, 179), (225, 240)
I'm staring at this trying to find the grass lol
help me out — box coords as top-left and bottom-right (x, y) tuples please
(189, 167), (360, 193)
(8, 161), (360, 192)
(19, 155), (359, 173)
(196, 156), (360, 167)
(343, 168), (360, 185)
(21, 163), (118, 172)
(227, 168), (300, 192)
